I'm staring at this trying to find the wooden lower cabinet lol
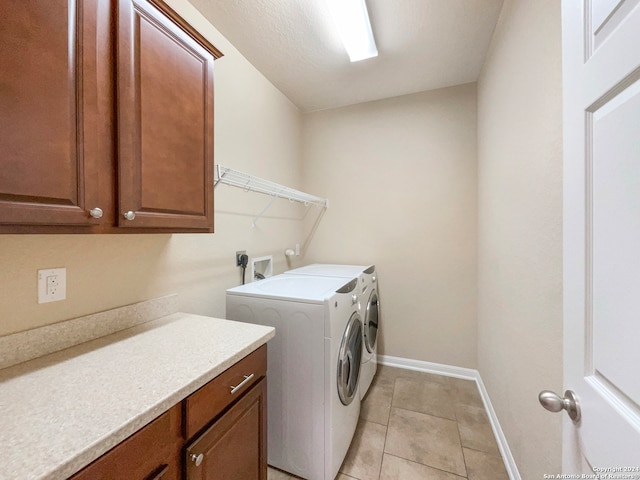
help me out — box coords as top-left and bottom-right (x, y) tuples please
(68, 346), (267, 480)
(184, 379), (267, 480)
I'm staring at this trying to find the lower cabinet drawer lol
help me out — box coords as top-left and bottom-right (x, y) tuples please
(68, 404), (182, 480)
(184, 344), (267, 438)
(184, 378), (267, 480)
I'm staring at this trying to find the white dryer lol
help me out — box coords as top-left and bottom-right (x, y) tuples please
(226, 274), (363, 480)
(284, 264), (380, 399)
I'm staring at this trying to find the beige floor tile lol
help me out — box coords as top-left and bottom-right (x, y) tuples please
(447, 377), (484, 409)
(463, 448), (509, 480)
(384, 408), (466, 477)
(340, 420), (387, 480)
(379, 454), (466, 480)
(336, 474), (359, 480)
(361, 371), (394, 425)
(455, 404), (499, 454)
(392, 377), (456, 420)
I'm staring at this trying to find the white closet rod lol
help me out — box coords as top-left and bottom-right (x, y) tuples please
(214, 165), (328, 208)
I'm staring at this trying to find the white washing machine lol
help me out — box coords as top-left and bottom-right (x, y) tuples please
(226, 274), (363, 480)
(284, 264), (380, 399)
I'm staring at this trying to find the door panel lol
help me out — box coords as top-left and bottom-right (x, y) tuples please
(591, 77), (640, 405)
(563, 0), (640, 470)
(0, 0), (101, 226)
(139, 17), (205, 215)
(117, 0), (214, 230)
(588, 0), (640, 54)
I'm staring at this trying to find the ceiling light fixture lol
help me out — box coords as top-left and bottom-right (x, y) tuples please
(324, 0), (378, 62)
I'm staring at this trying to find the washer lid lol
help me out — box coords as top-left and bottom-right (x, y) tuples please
(285, 263), (372, 278)
(226, 274), (349, 304)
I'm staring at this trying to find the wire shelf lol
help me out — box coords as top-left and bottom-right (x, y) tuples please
(214, 164), (328, 225)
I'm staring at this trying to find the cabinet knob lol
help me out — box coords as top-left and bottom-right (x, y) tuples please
(190, 453), (204, 467)
(89, 207), (103, 219)
(123, 211), (136, 221)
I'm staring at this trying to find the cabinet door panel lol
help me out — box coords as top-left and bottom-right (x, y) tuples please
(117, 0), (214, 230)
(0, 0), (101, 226)
(185, 379), (267, 480)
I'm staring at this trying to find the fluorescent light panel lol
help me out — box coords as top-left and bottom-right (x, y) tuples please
(325, 0), (378, 62)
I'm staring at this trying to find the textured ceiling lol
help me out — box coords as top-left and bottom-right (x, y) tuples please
(189, 0), (504, 112)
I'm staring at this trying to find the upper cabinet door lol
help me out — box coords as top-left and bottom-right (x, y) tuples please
(117, 0), (216, 231)
(0, 0), (102, 226)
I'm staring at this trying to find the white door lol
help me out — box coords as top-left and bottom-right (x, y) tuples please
(562, 0), (640, 472)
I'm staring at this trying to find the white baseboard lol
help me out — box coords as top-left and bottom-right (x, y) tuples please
(378, 355), (521, 480)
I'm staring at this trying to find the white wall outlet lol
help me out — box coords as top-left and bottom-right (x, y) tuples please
(38, 268), (66, 304)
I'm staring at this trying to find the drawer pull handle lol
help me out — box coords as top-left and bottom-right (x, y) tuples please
(230, 373), (255, 394)
(190, 453), (204, 467)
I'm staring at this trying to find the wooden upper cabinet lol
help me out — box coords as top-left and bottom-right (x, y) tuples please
(0, 0), (105, 227)
(0, 0), (220, 233)
(117, 0), (217, 231)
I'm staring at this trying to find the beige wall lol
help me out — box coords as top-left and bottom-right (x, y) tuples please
(476, 0), (563, 476)
(0, 0), (305, 337)
(301, 84), (478, 368)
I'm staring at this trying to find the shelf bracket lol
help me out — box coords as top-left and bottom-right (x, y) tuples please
(252, 196), (278, 227)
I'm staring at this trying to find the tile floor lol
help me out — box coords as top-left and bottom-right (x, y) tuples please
(268, 365), (510, 480)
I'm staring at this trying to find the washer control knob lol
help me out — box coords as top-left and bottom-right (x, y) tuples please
(351, 294), (358, 304)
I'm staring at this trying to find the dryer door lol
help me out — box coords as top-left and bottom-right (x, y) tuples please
(337, 313), (363, 405)
(364, 290), (379, 353)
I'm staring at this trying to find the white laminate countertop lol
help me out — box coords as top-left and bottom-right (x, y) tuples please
(0, 313), (275, 480)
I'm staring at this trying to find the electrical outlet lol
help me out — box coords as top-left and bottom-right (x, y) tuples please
(236, 250), (247, 266)
(38, 268), (66, 304)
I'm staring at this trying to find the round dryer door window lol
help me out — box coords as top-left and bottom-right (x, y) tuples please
(364, 290), (379, 353)
(337, 313), (363, 406)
